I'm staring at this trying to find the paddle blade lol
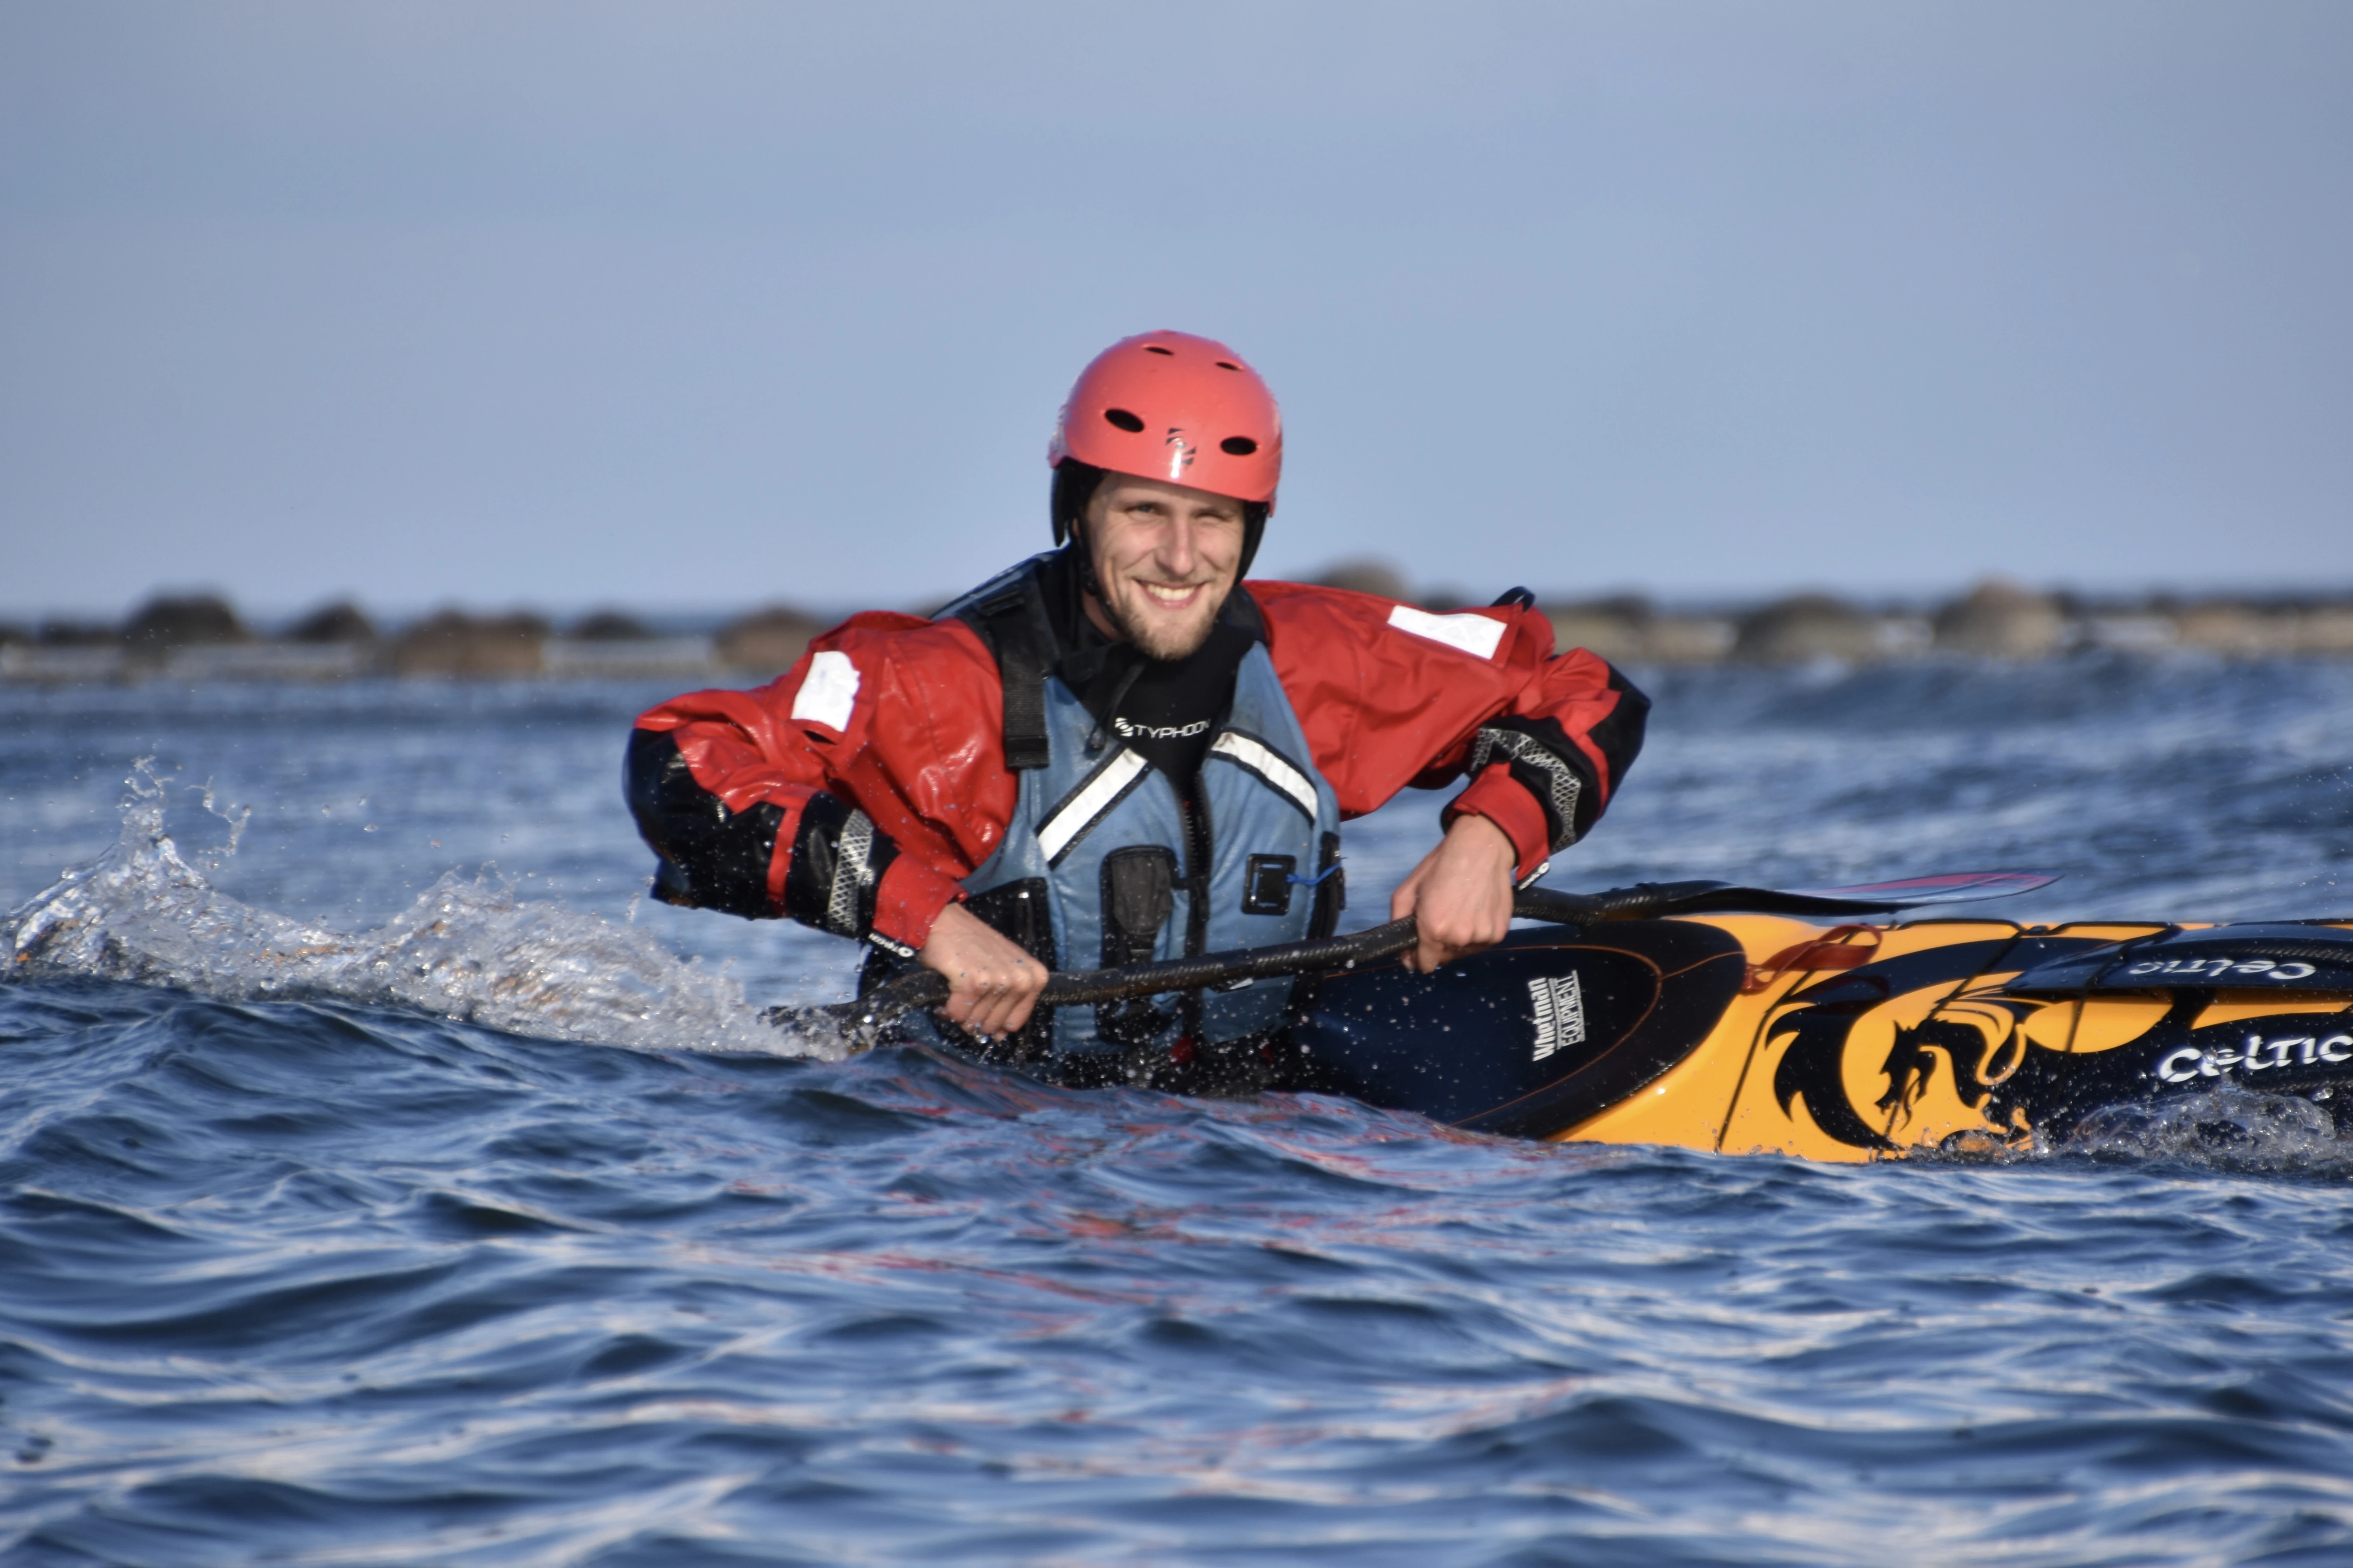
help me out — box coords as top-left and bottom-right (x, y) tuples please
(1514, 870), (2061, 924)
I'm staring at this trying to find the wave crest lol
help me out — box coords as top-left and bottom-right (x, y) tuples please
(4, 762), (832, 1058)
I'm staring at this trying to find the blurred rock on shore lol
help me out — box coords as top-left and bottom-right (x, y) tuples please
(1932, 580), (2067, 660)
(390, 612), (551, 679)
(715, 607), (826, 679)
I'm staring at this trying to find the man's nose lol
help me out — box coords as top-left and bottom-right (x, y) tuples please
(1159, 518), (1199, 577)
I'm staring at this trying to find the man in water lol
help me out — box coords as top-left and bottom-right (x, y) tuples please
(626, 330), (1647, 1087)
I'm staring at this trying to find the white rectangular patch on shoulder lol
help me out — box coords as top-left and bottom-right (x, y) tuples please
(790, 650), (860, 731)
(1386, 604), (1508, 661)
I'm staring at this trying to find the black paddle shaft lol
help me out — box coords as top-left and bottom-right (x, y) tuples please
(810, 917), (1422, 1032)
(791, 873), (2055, 1032)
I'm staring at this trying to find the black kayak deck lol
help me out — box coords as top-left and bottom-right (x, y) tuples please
(1293, 919), (1748, 1138)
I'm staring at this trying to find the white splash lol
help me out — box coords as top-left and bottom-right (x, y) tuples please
(4, 763), (838, 1059)
(2065, 1087), (2352, 1173)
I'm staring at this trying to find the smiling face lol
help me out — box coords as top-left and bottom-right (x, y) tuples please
(1078, 471), (1248, 661)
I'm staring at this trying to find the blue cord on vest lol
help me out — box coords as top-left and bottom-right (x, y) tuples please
(1286, 860), (1343, 887)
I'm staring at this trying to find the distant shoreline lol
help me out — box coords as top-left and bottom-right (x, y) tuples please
(9, 572), (2353, 685)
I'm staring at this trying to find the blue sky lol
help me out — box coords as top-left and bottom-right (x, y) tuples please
(2, 2), (2347, 617)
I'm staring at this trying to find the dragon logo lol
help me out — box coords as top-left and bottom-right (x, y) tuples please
(1877, 1002), (2035, 1120)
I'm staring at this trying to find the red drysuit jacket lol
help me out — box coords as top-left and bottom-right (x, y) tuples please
(631, 579), (1648, 953)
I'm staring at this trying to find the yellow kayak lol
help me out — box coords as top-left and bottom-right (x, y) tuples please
(1294, 912), (2353, 1159)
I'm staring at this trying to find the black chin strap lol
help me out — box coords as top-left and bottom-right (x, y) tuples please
(1236, 513), (1265, 581)
(1067, 524), (1107, 602)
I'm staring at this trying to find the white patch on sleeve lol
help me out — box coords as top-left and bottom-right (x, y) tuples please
(790, 650), (860, 731)
(1386, 604), (1508, 661)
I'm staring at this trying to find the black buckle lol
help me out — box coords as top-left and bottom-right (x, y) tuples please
(1242, 854), (1296, 916)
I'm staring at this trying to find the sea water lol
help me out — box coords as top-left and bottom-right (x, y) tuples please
(2, 657), (2351, 1566)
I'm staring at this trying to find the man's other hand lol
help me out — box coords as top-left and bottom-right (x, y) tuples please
(917, 902), (1050, 1036)
(1390, 814), (1519, 974)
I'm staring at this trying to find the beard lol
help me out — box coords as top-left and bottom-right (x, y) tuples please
(1099, 578), (1228, 661)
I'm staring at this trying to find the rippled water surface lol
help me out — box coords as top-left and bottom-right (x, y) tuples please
(4, 658), (2353, 1565)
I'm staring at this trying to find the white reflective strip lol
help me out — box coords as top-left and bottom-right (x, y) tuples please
(790, 650), (860, 730)
(1037, 749), (1149, 863)
(1387, 604), (1508, 660)
(1209, 731), (1318, 820)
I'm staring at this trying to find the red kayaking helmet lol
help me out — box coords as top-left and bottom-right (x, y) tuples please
(1049, 331), (1283, 531)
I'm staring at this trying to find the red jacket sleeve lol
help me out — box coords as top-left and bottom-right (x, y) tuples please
(629, 613), (1018, 951)
(1251, 582), (1649, 877)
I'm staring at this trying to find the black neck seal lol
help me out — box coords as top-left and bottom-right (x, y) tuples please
(952, 549), (1264, 774)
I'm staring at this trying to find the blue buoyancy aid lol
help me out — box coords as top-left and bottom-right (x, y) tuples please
(925, 556), (1344, 1066)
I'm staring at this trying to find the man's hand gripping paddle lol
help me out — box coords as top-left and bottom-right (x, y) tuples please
(767, 870), (2057, 1044)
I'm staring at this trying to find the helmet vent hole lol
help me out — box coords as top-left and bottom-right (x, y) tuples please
(1103, 408), (1146, 433)
(1143, 346), (1175, 356)
(1215, 361), (1240, 370)
(1219, 436), (1259, 457)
